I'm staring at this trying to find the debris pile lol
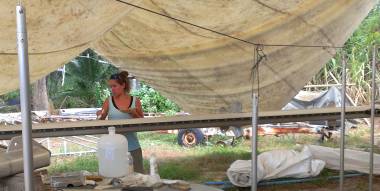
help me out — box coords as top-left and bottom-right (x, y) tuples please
(0, 108), (99, 125)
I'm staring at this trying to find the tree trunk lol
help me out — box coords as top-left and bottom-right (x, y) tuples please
(32, 76), (49, 111)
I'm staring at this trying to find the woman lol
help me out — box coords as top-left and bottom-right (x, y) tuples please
(97, 71), (145, 173)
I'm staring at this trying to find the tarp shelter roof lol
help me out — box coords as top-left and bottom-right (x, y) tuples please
(0, 0), (377, 113)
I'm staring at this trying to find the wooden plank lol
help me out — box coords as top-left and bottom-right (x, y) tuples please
(0, 106), (378, 140)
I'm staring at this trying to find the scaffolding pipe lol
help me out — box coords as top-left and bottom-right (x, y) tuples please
(251, 93), (258, 191)
(72, 136), (98, 144)
(369, 45), (377, 191)
(16, 4), (34, 191)
(85, 135), (100, 140)
(51, 150), (96, 157)
(339, 54), (347, 191)
(58, 137), (97, 150)
(206, 172), (365, 188)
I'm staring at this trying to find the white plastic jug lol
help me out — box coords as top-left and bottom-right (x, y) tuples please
(97, 126), (129, 178)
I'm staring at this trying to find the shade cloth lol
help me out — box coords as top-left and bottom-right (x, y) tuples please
(0, 0), (377, 113)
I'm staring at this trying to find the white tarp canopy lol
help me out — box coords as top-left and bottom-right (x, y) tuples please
(0, 0), (377, 113)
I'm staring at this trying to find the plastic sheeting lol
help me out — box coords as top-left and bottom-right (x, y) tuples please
(0, 136), (51, 178)
(227, 145), (380, 187)
(226, 146), (325, 187)
(0, 0), (377, 113)
(282, 87), (356, 127)
(283, 87), (351, 110)
(307, 145), (380, 175)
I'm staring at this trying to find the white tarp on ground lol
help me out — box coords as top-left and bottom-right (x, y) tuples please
(0, 0), (378, 113)
(308, 145), (380, 174)
(226, 146), (325, 187)
(227, 145), (380, 187)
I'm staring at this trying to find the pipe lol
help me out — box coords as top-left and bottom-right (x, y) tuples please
(369, 45), (377, 191)
(85, 135), (100, 140)
(339, 53), (347, 191)
(57, 137), (97, 150)
(16, 4), (34, 191)
(204, 181), (227, 185)
(258, 173), (365, 187)
(51, 150), (96, 157)
(251, 93), (258, 191)
(72, 136), (98, 144)
(0, 106), (379, 140)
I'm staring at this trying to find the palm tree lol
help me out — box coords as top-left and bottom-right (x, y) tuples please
(47, 49), (118, 108)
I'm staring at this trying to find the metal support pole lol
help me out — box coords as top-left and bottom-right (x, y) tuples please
(72, 136), (98, 144)
(47, 138), (51, 150)
(251, 93), (258, 191)
(58, 137), (97, 150)
(63, 140), (67, 155)
(16, 4), (34, 191)
(339, 54), (347, 191)
(369, 46), (376, 191)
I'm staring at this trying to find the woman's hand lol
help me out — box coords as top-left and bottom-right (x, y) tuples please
(120, 107), (143, 118)
(96, 110), (102, 117)
(128, 108), (138, 116)
(120, 107), (136, 114)
(120, 98), (144, 118)
(119, 107), (130, 113)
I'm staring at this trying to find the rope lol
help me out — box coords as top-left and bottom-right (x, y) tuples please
(115, 0), (343, 49)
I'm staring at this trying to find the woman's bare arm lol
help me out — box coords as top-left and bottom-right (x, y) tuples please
(129, 99), (144, 118)
(97, 98), (109, 120)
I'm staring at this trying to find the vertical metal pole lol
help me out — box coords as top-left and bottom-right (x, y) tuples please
(369, 46), (376, 191)
(64, 140), (67, 155)
(47, 138), (51, 150)
(339, 54), (347, 191)
(251, 93), (258, 191)
(16, 4), (34, 191)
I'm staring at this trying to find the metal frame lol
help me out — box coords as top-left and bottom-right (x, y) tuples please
(16, 4), (34, 191)
(369, 46), (377, 191)
(339, 54), (347, 191)
(10, 4), (378, 191)
(0, 106), (378, 140)
(37, 136), (97, 156)
(337, 47), (377, 190)
(251, 93), (258, 191)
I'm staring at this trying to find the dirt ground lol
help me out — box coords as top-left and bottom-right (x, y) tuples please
(259, 176), (380, 191)
(221, 175), (380, 191)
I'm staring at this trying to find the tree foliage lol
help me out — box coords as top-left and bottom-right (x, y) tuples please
(310, 5), (380, 105)
(47, 49), (180, 113)
(47, 49), (118, 108)
(131, 82), (180, 115)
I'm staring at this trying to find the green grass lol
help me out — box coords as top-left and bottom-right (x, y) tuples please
(138, 132), (178, 147)
(49, 155), (98, 174)
(156, 161), (202, 180)
(156, 147), (251, 182)
(48, 132), (252, 181)
(48, 127), (379, 184)
(318, 127), (380, 153)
